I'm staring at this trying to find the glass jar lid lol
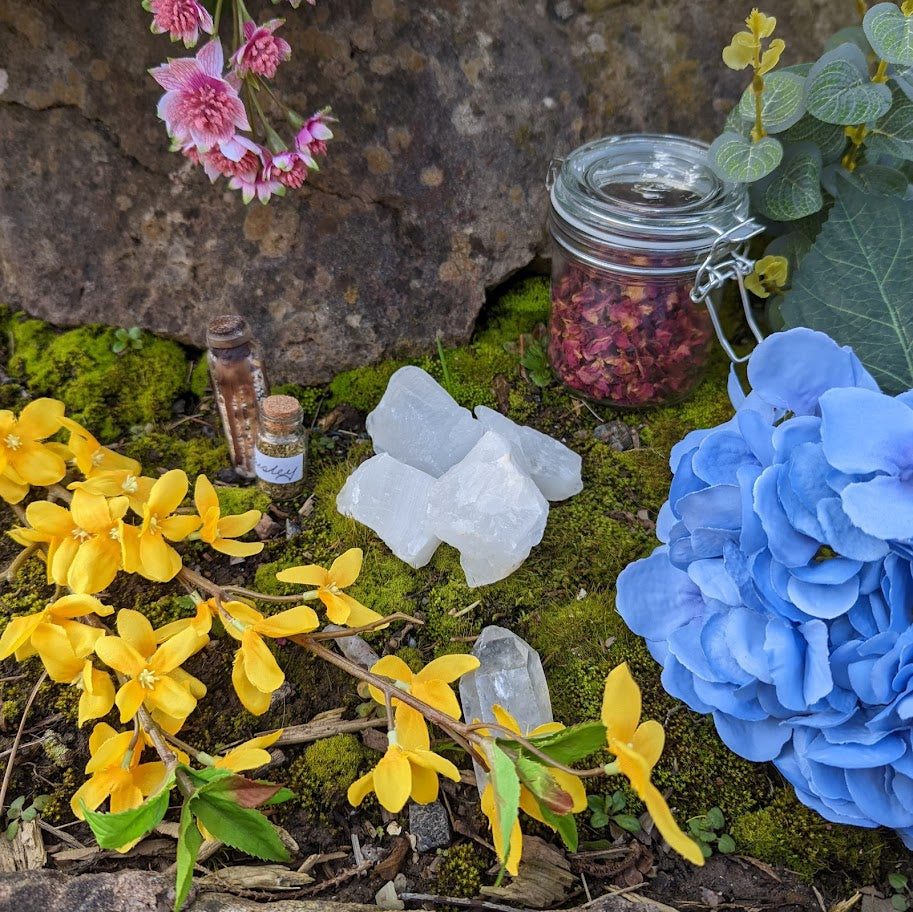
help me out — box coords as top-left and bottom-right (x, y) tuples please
(549, 134), (751, 268)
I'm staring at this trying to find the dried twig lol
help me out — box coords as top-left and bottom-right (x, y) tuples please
(0, 670), (48, 814)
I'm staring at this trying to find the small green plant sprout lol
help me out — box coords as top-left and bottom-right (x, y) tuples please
(710, 3), (913, 394)
(889, 872), (912, 912)
(111, 326), (144, 354)
(587, 789), (641, 834)
(4, 794), (50, 840)
(519, 334), (553, 388)
(687, 807), (736, 859)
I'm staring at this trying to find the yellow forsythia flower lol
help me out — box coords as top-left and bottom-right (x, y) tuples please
(275, 548), (383, 627)
(193, 474), (263, 557)
(0, 398), (67, 503)
(602, 664), (704, 866)
(367, 653), (480, 746)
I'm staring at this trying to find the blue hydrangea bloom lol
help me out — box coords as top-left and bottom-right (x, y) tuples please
(616, 327), (913, 845)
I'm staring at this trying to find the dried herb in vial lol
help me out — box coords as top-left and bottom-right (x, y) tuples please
(255, 394), (307, 501)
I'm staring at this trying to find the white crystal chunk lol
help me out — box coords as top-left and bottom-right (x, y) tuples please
(427, 432), (548, 587)
(365, 366), (483, 477)
(459, 625), (553, 736)
(336, 453), (441, 568)
(474, 406), (583, 502)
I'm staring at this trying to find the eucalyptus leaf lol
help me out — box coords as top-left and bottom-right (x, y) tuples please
(892, 64), (913, 103)
(82, 788), (171, 850)
(738, 71), (807, 133)
(806, 43), (893, 125)
(779, 115), (848, 164)
(780, 177), (913, 392)
(708, 132), (783, 183)
(866, 86), (913, 161)
(824, 25), (871, 56)
(751, 143), (823, 220)
(864, 2), (913, 66)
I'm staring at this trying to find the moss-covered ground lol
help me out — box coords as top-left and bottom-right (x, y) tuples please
(0, 280), (902, 903)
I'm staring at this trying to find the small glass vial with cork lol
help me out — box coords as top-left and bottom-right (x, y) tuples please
(255, 395), (307, 501)
(206, 315), (269, 478)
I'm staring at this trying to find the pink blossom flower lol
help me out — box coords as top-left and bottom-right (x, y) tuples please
(231, 20), (292, 79)
(150, 40), (250, 150)
(202, 147), (261, 183)
(143, 0), (214, 48)
(294, 111), (334, 158)
(266, 150), (314, 188)
(229, 155), (285, 204)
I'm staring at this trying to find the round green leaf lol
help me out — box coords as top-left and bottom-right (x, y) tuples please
(717, 834), (737, 854)
(612, 814), (642, 834)
(706, 807), (725, 831)
(708, 132), (783, 183)
(893, 64), (913, 103)
(780, 115), (848, 163)
(889, 872), (909, 892)
(865, 2), (913, 66)
(806, 43), (893, 125)
(738, 72), (807, 133)
(752, 144), (824, 221)
(867, 86), (913, 160)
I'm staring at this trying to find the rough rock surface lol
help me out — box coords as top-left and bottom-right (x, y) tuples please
(0, 0), (851, 383)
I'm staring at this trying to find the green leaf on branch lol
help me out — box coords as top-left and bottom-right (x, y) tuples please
(805, 43), (892, 125)
(174, 801), (203, 912)
(482, 739), (521, 880)
(527, 721), (607, 766)
(779, 115), (848, 164)
(538, 798), (579, 853)
(514, 755), (573, 816)
(780, 178), (913, 393)
(867, 86), (913, 161)
(737, 71), (807, 133)
(708, 133), (783, 183)
(865, 2), (913, 66)
(190, 793), (290, 862)
(82, 787), (171, 850)
(751, 143), (823, 221)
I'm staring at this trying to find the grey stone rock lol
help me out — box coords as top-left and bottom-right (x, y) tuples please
(408, 799), (452, 853)
(0, 0), (852, 383)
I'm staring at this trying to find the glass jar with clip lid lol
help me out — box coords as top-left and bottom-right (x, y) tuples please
(546, 133), (764, 408)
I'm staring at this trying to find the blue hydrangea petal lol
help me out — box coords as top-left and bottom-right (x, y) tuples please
(693, 678), (766, 720)
(660, 655), (715, 713)
(786, 575), (859, 620)
(615, 548), (704, 641)
(800, 620), (834, 705)
(806, 733), (907, 767)
(841, 477), (913, 541)
(700, 613), (753, 685)
(692, 431), (756, 486)
(747, 327), (879, 415)
(754, 467), (820, 567)
(764, 620), (812, 711)
(816, 498), (890, 562)
(738, 464), (766, 555)
(712, 711), (791, 762)
(771, 415), (822, 461)
(790, 558), (862, 585)
(846, 767), (913, 828)
(678, 485), (742, 532)
(689, 527), (738, 559)
(656, 501), (675, 543)
(688, 558), (741, 605)
(820, 387), (913, 475)
(724, 607), (772, 682)
(736, 407), (775, 465)
(667, 617), (720, 682)
(893, 772), (913, 813)
(727, 363), (746, 409)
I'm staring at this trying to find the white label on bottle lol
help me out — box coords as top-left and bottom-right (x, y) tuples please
(255, 448), (303, 484)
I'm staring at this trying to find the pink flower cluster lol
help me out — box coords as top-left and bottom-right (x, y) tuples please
(547, 257), (713, 408)
(145, 1), (332, 203)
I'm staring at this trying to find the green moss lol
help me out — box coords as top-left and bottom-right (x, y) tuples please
(0, 553), (55, 617)
(216, 485), (271, 517)
(188, 356), (210, 398)
(437, 842), (486, 898)
(287, 734), (371, 815)
(730, 788), (885, 882)
(272, 383), (326, 422)
(121, 430), (229, 477)
(6, 315), (189, 442)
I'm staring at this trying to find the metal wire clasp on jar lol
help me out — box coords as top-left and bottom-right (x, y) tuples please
(546, 133), (762, 408)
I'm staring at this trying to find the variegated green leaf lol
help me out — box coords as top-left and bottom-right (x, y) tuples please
(866, 85), (913, 160)
(864, 2), (913, 66)
(779, 115), (848, 163)
(738, 71), (807, 133)
(751, 144), (823, 221)
(806, 43), (892, 125)
(708, 132), (783, 183)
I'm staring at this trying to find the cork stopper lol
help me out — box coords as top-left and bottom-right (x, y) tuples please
(206, 314), (252, 349)
(260, 394), (303, 432)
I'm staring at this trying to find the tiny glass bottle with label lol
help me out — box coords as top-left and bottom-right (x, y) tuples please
(255, 395), (307, 501)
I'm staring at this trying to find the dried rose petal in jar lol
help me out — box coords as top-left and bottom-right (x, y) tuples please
(547, 134), (752, 408)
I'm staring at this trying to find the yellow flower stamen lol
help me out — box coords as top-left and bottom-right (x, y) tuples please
(137, 668), (159, 689)
(4, 434), (21, 450)
(122, 475), (138, 494)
